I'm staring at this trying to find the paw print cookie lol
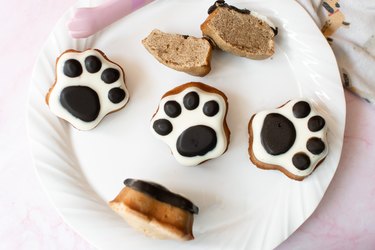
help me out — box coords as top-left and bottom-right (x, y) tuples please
(46, 49), (129, 130)
(248, 100), (328, 181)
(151, 82), (230, 166)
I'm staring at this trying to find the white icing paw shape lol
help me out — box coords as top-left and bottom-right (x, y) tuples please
(46, 49), (129, 130)
(248, 99), (328, 181)
(151, 82), (230, 166)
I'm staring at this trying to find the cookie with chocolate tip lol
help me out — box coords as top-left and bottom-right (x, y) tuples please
(45, 49), (129, 130)
(248, 99), (328, 181)
(109, 178), (199, 241)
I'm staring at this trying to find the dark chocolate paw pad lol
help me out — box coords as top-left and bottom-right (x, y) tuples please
(47, 49), (129, 130)
(151, 82), (229, 166)
(250, 99), (328, 179)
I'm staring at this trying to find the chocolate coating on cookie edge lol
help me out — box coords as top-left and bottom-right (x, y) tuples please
(208, 0), (250, 15)
(124, 179), (199, 214)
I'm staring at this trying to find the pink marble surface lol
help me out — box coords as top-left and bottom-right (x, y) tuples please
(0, 0), (374, 249)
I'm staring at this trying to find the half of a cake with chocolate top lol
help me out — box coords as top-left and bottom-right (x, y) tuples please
(109, 178), (199, 240)
(201, 0), (278, 59)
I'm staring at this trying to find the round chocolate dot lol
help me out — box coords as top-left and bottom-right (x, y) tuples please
(293, 101), (311, 118)
(307, 137), (325, 155)
(153, 119), (173, 136)
(164, 101), (181, 118)
(308, 116), (325, 132)
(292, 153), (311, 170)
(203, 100), (219, 117)
(183, 91), (199, 110)
(108, 87), (126, 104)
(85, 55), (102, 73)
(101, 68), (120, 83)
(176, 125), (217, 157)
(63, 59), (82, 78)
(261, 113), (296, 155)
(60, 86), (100, 122)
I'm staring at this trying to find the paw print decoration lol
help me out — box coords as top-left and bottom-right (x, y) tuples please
(248, 99), (328, 181)
(151, 82), (230, 166)
(46, 49), (129, 130)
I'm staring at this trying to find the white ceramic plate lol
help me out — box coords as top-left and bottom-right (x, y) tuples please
(27, 0), (346, 249)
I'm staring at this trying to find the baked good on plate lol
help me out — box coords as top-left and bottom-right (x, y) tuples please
(142, 29), (213, 76)
(109, 178), (199, 240)
(151, 82), (230, 166)
(201, 0), (278, 59)
(248, 99), (328, 181)
(46, 49), (129, 130)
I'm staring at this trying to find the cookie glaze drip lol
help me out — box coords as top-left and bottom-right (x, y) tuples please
(292, 152), (311, 170)
(101, 68), (120, 83)
(60, 86), (100, 122)
(85, 55), (102, 73)
(108, 87), (126, 104)
(63, 59), (82, 77)
(261, 113), (296, 155)
(176, 125), (217, 157)
(153, 119), (173, 136)
(164, 101), (182, 118)
(293, 101), (311, 118)
(308, 115), (325, 132)
(307, 137), (325, 155)
(203, 100), (219, 117)
(183, 91), (200, 110)
(124, 178), (199, 214)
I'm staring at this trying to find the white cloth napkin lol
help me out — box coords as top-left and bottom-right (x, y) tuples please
(296, 0), (375, 104)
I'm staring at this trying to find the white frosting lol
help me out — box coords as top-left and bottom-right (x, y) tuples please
(48, 49), (129, 130)
(250, 11), (277, 31)
(250, 99), (328, 178)
(150, 84), (228, 166)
